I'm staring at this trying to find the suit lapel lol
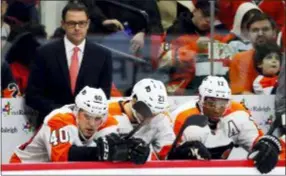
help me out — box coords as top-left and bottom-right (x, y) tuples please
(56, 39), (71, 93)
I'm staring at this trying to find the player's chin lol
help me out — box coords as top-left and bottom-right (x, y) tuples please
(209, 115), (221, 122)
(84, 130), (95, 138)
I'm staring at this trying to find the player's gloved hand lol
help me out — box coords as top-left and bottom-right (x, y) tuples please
(168, 141), (211, 160)
(126, 137), (150, 165)
(248, 135), (281, 174)
(96, 133), (129, 161)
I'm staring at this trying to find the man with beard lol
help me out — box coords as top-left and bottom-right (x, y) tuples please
(229, 13), (277, 94)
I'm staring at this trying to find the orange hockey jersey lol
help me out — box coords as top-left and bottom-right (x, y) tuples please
(10, 104), (118, 163)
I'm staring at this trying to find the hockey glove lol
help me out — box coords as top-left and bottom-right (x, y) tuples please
(96, 133), (129, 162)
(168, 141), (211, 160)
(248, 135), (282, 174)
(127, 137), (150, 165)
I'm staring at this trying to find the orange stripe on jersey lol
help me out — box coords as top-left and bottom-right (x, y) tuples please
(47, 113), (76, 162)
(151, 152), (159, 160)
(47, 113), (76, 130)
(108, 101), (124, 116)
(108, 100), (133, 121)
(9, 153), (22, 163)
(223, 101), (250, 117)
(51, 142), (71, 162)
(173, 107), (200, 135)
(157, 145), (172, 160)
(279, 139), (285, 160)
(98, 115), (119, 131)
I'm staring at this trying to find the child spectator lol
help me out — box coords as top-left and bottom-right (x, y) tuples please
(252, 42), (282, 94)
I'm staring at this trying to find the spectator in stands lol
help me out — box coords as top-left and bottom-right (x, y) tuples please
(252, 42), (282, 95)
(25, 2), (113, 129)
(156, 0), (180, 32)
(2, 22), (46, 70)
(227, 2), (261, 54)
(216, 0), (249, 30)
(156, 0), (195, 32)
(155, 0), (219, 95)
(4, 22), (47, 95)
(5, 0), (39, 24)
(229, 13), (277, 94)
(5, 32), (41, 94)
(149, 0), (196, 69)
(166, 0), (218, 43)
(84, 0), (164, 54)
(1, 60), (21, 98)
(7, 22), (47, 43)
(74, 0), (124, 35)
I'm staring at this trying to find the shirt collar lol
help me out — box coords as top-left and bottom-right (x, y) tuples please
(64, 35), (86, 53)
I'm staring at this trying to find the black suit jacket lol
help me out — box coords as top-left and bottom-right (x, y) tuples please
(25, 38), (112, 126)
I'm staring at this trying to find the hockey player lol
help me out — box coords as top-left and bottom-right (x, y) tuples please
(169, 76), (284, 174)
(10, 86), (150, 164)
(109, 78), (176, 160)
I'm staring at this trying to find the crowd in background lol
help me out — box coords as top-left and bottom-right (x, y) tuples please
(1, 0), (285, 171)
(1, 0), (285, 117)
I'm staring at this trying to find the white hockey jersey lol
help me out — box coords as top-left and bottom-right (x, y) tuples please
(10, 105), (118, 163)
(171, 100), (263, 159)
(108, 99), (176, 160)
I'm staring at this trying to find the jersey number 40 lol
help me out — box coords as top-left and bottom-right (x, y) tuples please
(49, 128), (70, 146)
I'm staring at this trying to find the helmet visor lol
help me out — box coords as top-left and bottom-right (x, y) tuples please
(202, 97), (229, 120)
(132, 101), (154, 122)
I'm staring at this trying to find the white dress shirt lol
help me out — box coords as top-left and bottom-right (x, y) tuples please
(64, 36), (86, 68)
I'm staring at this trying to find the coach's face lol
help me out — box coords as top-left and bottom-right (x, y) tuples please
(62, 10), (90, 45)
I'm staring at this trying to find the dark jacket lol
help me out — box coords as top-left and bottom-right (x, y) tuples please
(25, 38), (112, 127)
(166, 12), (208, 43)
